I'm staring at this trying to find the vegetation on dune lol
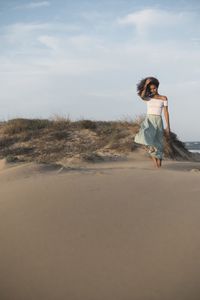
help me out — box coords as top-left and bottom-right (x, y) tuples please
(0, 114), (197, 164)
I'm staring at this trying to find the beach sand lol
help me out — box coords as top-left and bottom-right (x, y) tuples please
(0, 151), (200, 300)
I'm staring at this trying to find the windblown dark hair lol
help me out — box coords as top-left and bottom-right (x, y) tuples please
(136, 76), (159, 99)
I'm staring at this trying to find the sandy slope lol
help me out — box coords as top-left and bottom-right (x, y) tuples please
(0, 154), (200, 300)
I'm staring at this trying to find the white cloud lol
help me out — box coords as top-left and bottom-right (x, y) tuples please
(67, 34), (106, 51)
(6, 22), (50, 34)
(38, 35), (59, 51)
(2, 21), (81, 50)
(4, 22), (50, 44)
(68, 35), (95, 47)
(117, 8), (187, 36)
(15, 1), (50, 9)
(37, 32), (108, 56)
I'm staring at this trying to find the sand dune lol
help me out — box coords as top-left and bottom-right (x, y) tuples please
(0, 155), (200, 300)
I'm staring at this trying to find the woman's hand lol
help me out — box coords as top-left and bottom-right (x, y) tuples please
(140, 78), (152, 98)
(145, 78), (151, 86)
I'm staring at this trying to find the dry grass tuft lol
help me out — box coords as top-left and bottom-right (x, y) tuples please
(0, 114), (197, 164)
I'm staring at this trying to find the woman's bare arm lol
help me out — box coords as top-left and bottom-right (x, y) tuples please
(163, 105), (170, 132)
(140, 78), (151, 100)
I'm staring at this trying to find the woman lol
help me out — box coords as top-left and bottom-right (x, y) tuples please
(134, 77), (171, 168)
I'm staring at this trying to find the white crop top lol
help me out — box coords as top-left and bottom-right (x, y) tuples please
(146, 97), (168, 115)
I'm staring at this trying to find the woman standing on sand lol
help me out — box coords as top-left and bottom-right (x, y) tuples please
(134, 77), (171, 168)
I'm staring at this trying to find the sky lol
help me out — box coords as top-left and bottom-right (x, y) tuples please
(0, 0), (200, 141)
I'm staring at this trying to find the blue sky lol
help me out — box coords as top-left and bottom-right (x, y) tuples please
(0, 0), (200, 141)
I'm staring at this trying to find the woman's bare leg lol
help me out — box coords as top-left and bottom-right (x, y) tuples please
(156, 158), (162, 168)
(150, 156), (159, 168)
(145, 146), (162, 168)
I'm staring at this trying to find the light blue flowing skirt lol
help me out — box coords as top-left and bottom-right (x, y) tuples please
(134, 114), (164, 159)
